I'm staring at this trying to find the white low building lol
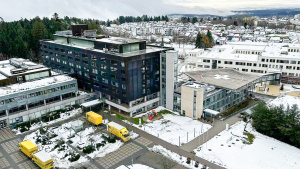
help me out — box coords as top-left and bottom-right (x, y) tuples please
(195, 42), (300, 84)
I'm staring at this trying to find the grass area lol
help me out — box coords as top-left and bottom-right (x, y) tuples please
(244, 132), (255, 144)
(158, 110), (173, 115)
(115, 113), (146, 125)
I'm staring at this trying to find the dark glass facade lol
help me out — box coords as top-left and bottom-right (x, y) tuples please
(41, 40), (164, 106)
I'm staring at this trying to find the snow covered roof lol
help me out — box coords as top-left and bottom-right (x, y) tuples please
(199, 42), (300, 61)
(0, 75), (75, 97)
(185, 69), (260, 90)
(204, 109), (220, 116)
(34, 151), (52, 162)
(0, 58), (49, 77)
(81, 99), (104, 107)
(107, 122), (125, 130)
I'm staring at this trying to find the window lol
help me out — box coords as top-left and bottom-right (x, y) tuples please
(91, 55), (97, 60)
(203, 59), (210, 63)
(111, 67), (118, 72)
(92, 69), (98, 74)
(91, 62), (97, 67)
(100, 58), (106, 62)
(247, 63), (252, 66)
(100, 64), (107, 69)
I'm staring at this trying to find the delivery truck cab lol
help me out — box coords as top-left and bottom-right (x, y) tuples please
(86, 111), (103, 125)
(107, 122), (130, 142)
(19, 140), (38, 158)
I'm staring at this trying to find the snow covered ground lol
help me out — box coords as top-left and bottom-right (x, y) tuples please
(268, 95), (300, 110)
(116, 164), (154, 169)
(194, 121), (300, 169)
(130, 108), (211, 146)
(13, 108), (82, 135)
(150, 145), (204, 169)
(23, 120), (123, 168)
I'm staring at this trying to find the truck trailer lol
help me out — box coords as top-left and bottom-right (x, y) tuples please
(107, 122), (130, 142)
(32, 151), (54, 169)
(86, 111), (102, 125)
(19, 140), (53, 169)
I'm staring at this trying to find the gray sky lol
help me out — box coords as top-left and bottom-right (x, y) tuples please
(0, 0), (299, 21)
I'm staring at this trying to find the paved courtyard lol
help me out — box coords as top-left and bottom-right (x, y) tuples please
(0, 124), (184, 169)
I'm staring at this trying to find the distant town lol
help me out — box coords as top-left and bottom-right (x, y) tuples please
(0, 11), (300, 169)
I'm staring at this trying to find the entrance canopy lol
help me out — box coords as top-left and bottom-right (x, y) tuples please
(81, 99), (104, 108)
(204, 109), (220, 117)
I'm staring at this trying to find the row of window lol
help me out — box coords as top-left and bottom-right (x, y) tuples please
(0, 83), (76, 105)
(44, 50), (125, 67)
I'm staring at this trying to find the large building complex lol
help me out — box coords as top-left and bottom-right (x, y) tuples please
(0, 58), (86, 128)
(41, 25), (176, 116)
(194, 42), (300, 84)
(173, 69), (281, 119)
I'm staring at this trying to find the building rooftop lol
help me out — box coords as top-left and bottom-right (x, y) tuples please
(46, 41), (167, 58)
(200, 42), (300, 61)
(34, 151), (52, 163)
(0, 75), (75, 97)
(96, 37), (144, 44)
(0, 58), (49, 78)
(185, 69), (261, 90)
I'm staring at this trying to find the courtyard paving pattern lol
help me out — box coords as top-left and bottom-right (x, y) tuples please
(96, 142), (143, 169)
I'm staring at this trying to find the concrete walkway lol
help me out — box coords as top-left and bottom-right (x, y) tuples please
(180, 114), (241, 152)
(102, 113), (225, 169)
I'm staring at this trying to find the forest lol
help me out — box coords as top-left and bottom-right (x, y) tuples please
(0, 13), (103, 62)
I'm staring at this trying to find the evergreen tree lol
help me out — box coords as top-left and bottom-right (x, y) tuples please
(192, 17), (198, 24)
(106, 19), (111, 27)
(165, 15), (169, 22)
(206, 30), (214, 47)
(31, 20), (47, 62)
(195, 32), (203, 48)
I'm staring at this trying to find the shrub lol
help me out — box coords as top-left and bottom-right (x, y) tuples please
(106, 135), (116, 143)
(186, 157), (191, 164)
(195, 161), (199, 168)
(68, 153), (80, 162)
(96, 143), (104, 148)
(83, 145), (95, 154)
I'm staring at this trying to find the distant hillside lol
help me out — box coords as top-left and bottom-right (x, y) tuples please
(168, 8), (300, 18)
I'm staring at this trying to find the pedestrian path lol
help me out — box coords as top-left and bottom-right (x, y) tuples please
(180, 114), (241, 152)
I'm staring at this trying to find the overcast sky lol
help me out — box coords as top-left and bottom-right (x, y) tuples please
(0, 0), (299, 21)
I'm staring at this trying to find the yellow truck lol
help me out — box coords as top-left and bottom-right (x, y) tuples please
(32, 151), (54, 169)
(107, 122), (130, 142)
(19, 140), (53, 169)
(19, 140), (38, 158)
(86, 111), (102, 125)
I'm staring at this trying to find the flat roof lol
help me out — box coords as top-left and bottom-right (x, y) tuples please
(81, 99), (104, 107)
(185, 69), (260, 90)
(34, 151), (52, 163)
(45, 41), (166, 58)
(96, 37), (144, 44)
(20, 140), (37, 150)
(107, 121), (125, 130)
(0, 59), (49, 77)
(204, 109), (220, 116)
(0, 75), (75, 97)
